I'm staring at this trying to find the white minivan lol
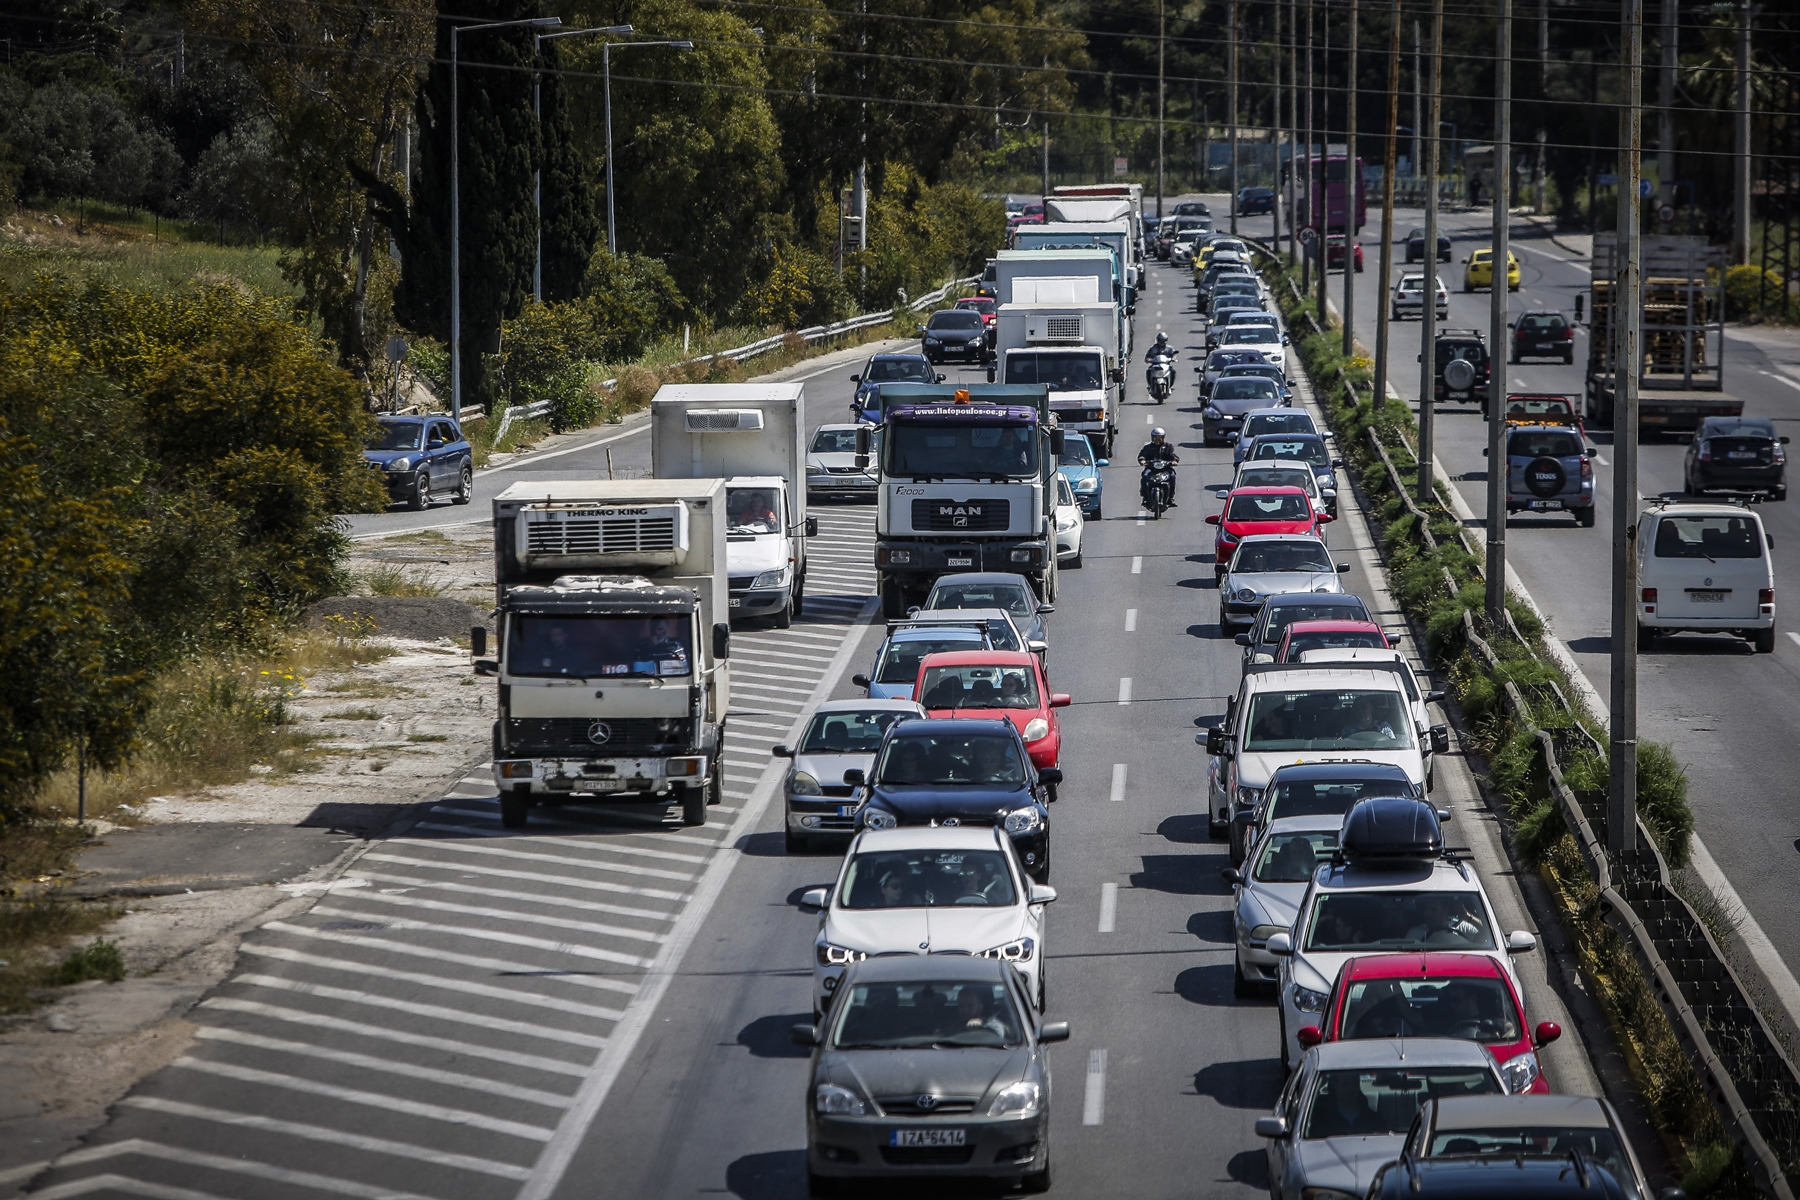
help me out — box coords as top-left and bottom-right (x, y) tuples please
(1636, 500), (1775, 653)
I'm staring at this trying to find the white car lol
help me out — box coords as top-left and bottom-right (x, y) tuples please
(774, 699), (925, 852)
(805, 423), (879, 501)
(1225, 813), (1342, 996)
(1636, 499), (1776, 653)
(1053, 472), (1084, 568)
(1218, 534), (1348, 633)
(1392, 273), (1450, 320)
(803, 826), (1058, 1017)
(1218, 325), (1286, 375)
(1294, 647), (1450, 788)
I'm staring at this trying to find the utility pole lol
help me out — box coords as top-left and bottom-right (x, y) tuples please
(1286, 0), (1300, 265)
(1157, 0), (1166, 219)
(1609, 0), (1643, 859)
(535, 25), (633, 300)
(1303, 0), (1315, 292)
(1229, 0), (1240, 231)
(1487, 0), (1513, 626)
(1536, 0), (1548, 214)
(1316, 0), (1330, 321)
(1042, 56), (1052, 199)
(1732, 0), (1750, 264)
(1656, 0), (1675, 224)
(1416, 0), (1442, 504)
(1273, 0), (1284, 257)
(1412, 20), (1422, 184)
(1373, 0), (1400, 414)
(1342, 0), (1357, 358)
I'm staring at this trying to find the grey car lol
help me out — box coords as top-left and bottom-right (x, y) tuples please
(1502, 423), (1597, 527)
(795, 955), (1068, 1194)
(922, 572), (1052, 652)
(1224, 814), (1342, 995)
(1258, 1038), (1509, 1200)
(774, 699), (926, 852)
(1217, 533), (1348, 632)
(1203, 378), (1286, 446)
(890, 607), (1033, 654)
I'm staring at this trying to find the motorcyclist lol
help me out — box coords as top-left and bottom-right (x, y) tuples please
(1144, 332), (1176, 400)
(1143, 330), (1175, 364)
(1137, 427), (1180, 507)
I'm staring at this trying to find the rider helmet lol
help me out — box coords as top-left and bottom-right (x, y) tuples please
(1151, 427), (1167, 441)
(1154, 331), (1170, 346)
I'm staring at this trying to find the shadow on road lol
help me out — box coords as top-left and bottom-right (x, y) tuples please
(1193, 1057), (1285, 1110)
(1187, 909), (1235, 944)
(1132, 853), (1231, 896)
(1156, 813), (1214, 845)
(1174, 963), (1236, 1007)
(736, 1014), (815, 1059)
(1227, 1148), (1273, 1188)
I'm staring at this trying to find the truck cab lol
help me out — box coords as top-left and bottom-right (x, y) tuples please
(993, 301), (1121, 456)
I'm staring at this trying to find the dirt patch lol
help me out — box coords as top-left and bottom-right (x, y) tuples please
(305, 596), (489, 642)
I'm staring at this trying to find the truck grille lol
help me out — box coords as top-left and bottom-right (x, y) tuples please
(1043, 316), (1082, 341)
(503, 717), (691, 757)
(911, 498), (1011, 532)
(526, 517), (678, 557)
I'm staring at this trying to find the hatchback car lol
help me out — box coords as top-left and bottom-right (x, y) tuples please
(1637, 500), (1776, 653)
(923, 572), (1052, 651)
(1238, 185), (1278, 215)
(1206, 297), (1272, 348)
(776, 700), (926, 852)
(1235, 411), (1321, 464)
(1499, 423), (1597, 526)
(1240, 761), (1420, 871)
(1169, 228), (1209, 265)
(1365, 1153), (1635, 1199)
(1406, 226), (1455, 262)
(922, 308), (988, 364)
(1203, 378), (1287, 445)
(856, 626), (990, 700)
(1228, 460), (1324, 512)
(1326, 235), (1365, 272)
(913, 650), (1069, 783)
(1052, 474), (1084, 568)
(1510, 310), (1575, 363)
(1225, 814), (1342, 994)
(364, 415), (473, 510)
(1217, 363), (1293, 404)
(1207, 487), (1334, 578)
(1462, 248), (1521, 292)
(1056, 431), (1106, 518)
(1216, 324), (1287, 374)
(807, 424), (879, 502)
(1392, 273), (1450, 321)
(796, 955), (1066, 1194)
(1401, 1094), (1677, 1200)
(1684, 415), (1788, 500)
(1238, 593), (1375, 673)
(1200, 347), (1275, 393)
(1241, 431), (1341, 513)
(1218, 533), (1348, 633)
(852, 354), (940, 421)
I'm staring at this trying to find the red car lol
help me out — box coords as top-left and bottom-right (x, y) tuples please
(1276, 618), (1396, 663)
(912, 650), (1069, 778)
(1500, 392), (1587, 442)
(1206, 486), (1333, 578)
(955, 296), (997, 328)
(1298, 952), (1562, 1094)
(1326, 235), (1365, 273)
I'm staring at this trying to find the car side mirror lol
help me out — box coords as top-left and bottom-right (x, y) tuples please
(851, 673), (870, 690)
(789, 1023), (820, 1046)
(936, 374), (947, 384)
(800, 887), (828, 909)
(1296, 1026), (1323, 1049)
(1038, 1020), (1071, 1043)
(1336, 563), (1351, 573)
(854, 453), (870, 469)
(1254, 1115), (1291, 1139)
(1506, 930), (1538, 954)
(1436, 808), (1454, 822)
(474, 659), (498, 676)
(805, 516), (819, 538)
(850, 374), (861, 383)
(1587, 446), (1599, 457)
(1205, 726), (1230, 757)
(842, 768), (866, 786)
(1783, 436), (1792, 445)
(1037, 767), (1063, 786)
(1109, 368), (1124, 384)
(1037, 603), (1055, 615)
(1096, 459), (1110, 466)
(428, 438), (446, 449)
(1575, 295), (1587, 322)
(1028, 884), (1058, 905)
(1265, 931), (1293, 957)
(1425, 690), (1446, 704)
(1028, 639), (1048, 655)
(471, 625), (488, 657)
(772, 744), (794, 758)
(1430, 724), (1450, 754)
(1220, 867), (1243, 886)
(713, 622), (731, 661)
(1205, 514), (1220, 525)
(1234, 633), (1252, 647)
(1481, 446), (1489, 457)
(1768, 534), (1776, 550)
(1416, 354), (1422, 362)
(1534, 1020), (1563, 1048)
(1050, 693), (1071, 708)
(855, 427), (871, 457)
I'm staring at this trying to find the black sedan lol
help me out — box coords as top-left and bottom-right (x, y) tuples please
(1405, 226), (1454, 262)
(794, 955), (1067, 1194)
(922, 309), (988, 364)
(1685, 415), (1788, 500)
(1238, 186), (1276, 215)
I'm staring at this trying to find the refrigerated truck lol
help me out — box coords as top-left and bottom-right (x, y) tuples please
(992, 301), (1122, 456)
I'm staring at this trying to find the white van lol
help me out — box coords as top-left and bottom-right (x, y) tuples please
(1636, 500), (1775, 653)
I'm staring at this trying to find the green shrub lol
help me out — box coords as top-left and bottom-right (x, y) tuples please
(49, 938), (125, 985)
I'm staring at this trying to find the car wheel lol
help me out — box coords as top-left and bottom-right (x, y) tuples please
(407, 471), (431, 511)
(452, 461), (473, 504)
(1564, 352), (1575, 364)
(1092, 501), (1103, 519)
(499, 792), (529, 829)
(1637, 624), (1658, 652)
(1753, 627), (1776, 654)
(1775, 487), (1787, 502)
(785, 829), (808, 854)
(1046, 781), (1058, 804)
(1577, 505), (1597, 528)
(680, 784), (706, 826)
(1234, 957), (1258, 999)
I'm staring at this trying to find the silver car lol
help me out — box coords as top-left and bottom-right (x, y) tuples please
(1217, 534), (1347, 633)
(1257, 1038), (1509, 1200)
(1223, 814), (1341, 996)
(807, 423), (879, 502)
(774, 699), (925, 852)
(1233, 408), (1320, 466)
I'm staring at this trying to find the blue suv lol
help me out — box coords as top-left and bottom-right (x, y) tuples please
(1057, 431), (1107, 518)
(363, 415), (473, 510)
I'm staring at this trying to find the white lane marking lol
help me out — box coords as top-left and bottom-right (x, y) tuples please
(491, 834), (708, 865)
(29, 1174), (235, 1200)
(1098, 883), (1118, 934)
(232, 974), (609, 1048)
(242, 943), (628, 1017)
(119, 1097), (532, 1181)
(1131, 555), (1143, 574)
(1117, 677), (1133, 705)
(514, 599), (883, 1200)
(194, 1027), (573, 1109)
(732, 668), (827, 684)
(407, 829), (699, 877)
(0, 1162), (49, 1189)
(1110, 763), (1127, 803)
(1083, 1048), (1108, 1125)
(724, 717), (797, 731)
(1145, 413), (1154, 424)
(1136, 509), (1148, 526)
(309, 906), (653, 969)
(351, 871), (674, 923)
(200, 997), (590, 1077)
(171, 1057), (556, 1141)
(50, 1139), (446, 1200)
(359, 853), (687, 903)
(1760, 369), (1800, 393)
(328, 887), (667, 943)
(1124, 608), (1137, 631)
(1592, 454), (1609, 465)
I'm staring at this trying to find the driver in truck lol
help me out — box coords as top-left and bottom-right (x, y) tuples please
(1137, 427), (1180, 508)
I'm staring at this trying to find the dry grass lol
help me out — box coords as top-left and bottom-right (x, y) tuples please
(355, 564), (448, 598)
(0, 904), (125, 1014)
(0, 205), (293, 297)
(322, 707), (382, 722)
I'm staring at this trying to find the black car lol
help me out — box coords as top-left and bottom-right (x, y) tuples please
(1429, 329), (1490, 406)
(1406, 226), (1454, 263)
(1367, 1156), (1634, 1200)
(1235, 592), (1372, 673)
(1238, 761), (1419, 862)
(363, 415), (474, 510)
(1238, 186), (1277, 215)
(1510, 310), (1575, 364)
(1685, 415), (1789, 500)
(922, 309), (988, 364)
(853, 718), (1056, 881)
(1173, 200), (1212, 218)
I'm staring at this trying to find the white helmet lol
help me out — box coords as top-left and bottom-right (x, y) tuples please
(1151, 427), (1167, 441)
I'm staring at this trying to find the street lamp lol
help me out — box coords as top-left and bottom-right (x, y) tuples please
(534, 25), (634, 300)
(451, 14), (561, 419)
(605, 39), (696, 255)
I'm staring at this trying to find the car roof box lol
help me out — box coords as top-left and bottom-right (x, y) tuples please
(1338, 796), (1443, 863)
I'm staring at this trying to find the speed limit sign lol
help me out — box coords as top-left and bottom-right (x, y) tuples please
(1298, 226), (1319, 245)
(1656, 203), (1676, 224)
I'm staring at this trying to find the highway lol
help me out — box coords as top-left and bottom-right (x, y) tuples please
(28, 233), (1609, 1199)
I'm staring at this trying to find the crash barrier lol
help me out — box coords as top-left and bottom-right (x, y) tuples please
(492, 276), (982, 443)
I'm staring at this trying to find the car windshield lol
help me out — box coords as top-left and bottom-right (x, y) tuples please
(1242, 689), (1414, 751)
(840, 849), (1018, 909)
(877, 733), (1028, 785)
(1251, 437), (1329, 468)
(1260, 600), (1368, 641)
(887, 423), (1038, 479)
(1211, 350), (1267, 370)
(1004, 351), (1105, 391)
(1653, 514), (1764, 559)
(508, 614), (691, 679)
(1253, 830), (1339, 882)
(919, 662), (1040, 710)
(930, 311), (983, 330)
(1284, 629), (1388, 658)
(1224, 328), (1279, 345)
(1267, 775), (1414, 820)
(1223, 367), (1283, 384)
(1213, 297), (1262, 312)
(1505, 398), (1575, 421)
(1239, 467), (1313, 493)
(369, 422), (424, 451)
(1232, 541), (1333, 572)
(877, 633), (985, 684)
(1399, 276), (1425, 290)
(867, 358), (933, 383)
(1508, 431), (1582, 459)
(832, 980), (1024, 1050)
(1704, 418), (1777, 438)
(957, 299), (995, 315)
(727, 486), (781, 534)
(928, 582), (1036, 619)
(1058, 436), (1096, 467)
(1338, 975), (1521, 1042)
(1303, 1068), (1500, 1140)
(1428, 1127), (1633, 1192)
(1518, 313), (1567, 330)
(1304, 891), (1495, 952)
(1227, 492), (1311, 522)
(799, 709), (913, 754)
(1214, 379), (1280, 402)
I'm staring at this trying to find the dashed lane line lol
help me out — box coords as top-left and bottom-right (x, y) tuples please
(1098, 883), (1118, 933)
(1082, 1048), (1108, 1125)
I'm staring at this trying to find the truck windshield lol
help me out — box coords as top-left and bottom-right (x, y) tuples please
(507, 614), (692, 678)
(887, 423), (1038, 479)
(1005, 352), (1105, 391)
(369, 422), (424, 451)
(727, 487), (782, 534)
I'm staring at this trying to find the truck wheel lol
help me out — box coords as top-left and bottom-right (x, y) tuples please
(881, 577), (908, 621)
(773, 591), (793, 629)
(1753, 627), (1776, 654)
(707, 768), (723, 806)
(793, 571), (805, 617)
(499, 791), (529, 829)
(680, 784), (706, 826)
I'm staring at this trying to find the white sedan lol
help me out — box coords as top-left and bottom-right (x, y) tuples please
(1054, 472), (1084, 569)
(1392, 273), (1450, 321)
(803, 826), (1057, 1017)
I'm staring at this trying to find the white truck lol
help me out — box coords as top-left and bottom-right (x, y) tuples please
(1013, 220), (1141, 296)
(1050, 183), (1146, 252)
(651, 383), (818, 628)
(477, 479), (733, 828)
(992, 301), (1123, 456)
(994, 246), (1131, 366)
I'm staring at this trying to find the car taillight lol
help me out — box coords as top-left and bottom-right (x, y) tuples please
(1774, 443), (1786, 464)
(1580, 456), (1592, 479)
(1641, 587), (1657, 603)
(1697, 440), (1711, 462)
(1760, 588), (1775, 605)
(1564, 327), (1575, 339)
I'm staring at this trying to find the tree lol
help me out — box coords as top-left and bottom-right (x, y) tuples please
(538, 36), (602, 304)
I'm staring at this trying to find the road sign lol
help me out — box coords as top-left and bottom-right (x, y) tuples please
(1113, 157), (1129, 178)
(385, 336), (409, 363)
(1298, 226), (1319, 245)
(1640, 179), (1654, 198)
(1656, 203), (1676, 224)
(1596, 173), (1619, 186)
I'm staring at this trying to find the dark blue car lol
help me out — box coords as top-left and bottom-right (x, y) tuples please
(363, 415), (473, 510)
(851, 354), (940, 423)
(1237, 186), (1276, 216)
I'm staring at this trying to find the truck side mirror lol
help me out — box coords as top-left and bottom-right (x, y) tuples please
(1109, 368), (1124, 384)
(471, 625), (487, 657)
(805, 516), (819, 538)
(1574, 295), (1586, 322)
(713, 622), (731, 661)
(986, 365), (997, 383)
(1050, 429), (1066, 456)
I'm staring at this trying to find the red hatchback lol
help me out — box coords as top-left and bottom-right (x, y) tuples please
(955, 296), (997, 328)
(1276, 618), (1396, 663)
(1299, 952), (1562, 1094)
(1206, 486), (1333, 577)
(912, 650), (1069, 781)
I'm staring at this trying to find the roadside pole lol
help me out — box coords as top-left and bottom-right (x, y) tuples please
(1303, 0), (1315, 292)
(1415, 0), (1442, 504)
(1609, 0), (1643, 857)
(1157, 0), (1166, 220)
(1287, 0), (1300, 267)
(1316, 0), (1330, 321)
(1230, 0), (1240, 235)
(1372, 0), (1400, 415)
(1341, 0), (1357, 358)
(1273, 0), (1284, 258)
(1486, 0), (1512, 626)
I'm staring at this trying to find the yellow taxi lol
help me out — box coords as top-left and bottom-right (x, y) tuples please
(1194, 237), (1248, 277)
(1462, 248), (1520, 292)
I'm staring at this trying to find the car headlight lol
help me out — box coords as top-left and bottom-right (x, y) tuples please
(806, 463), (828, 475)
(1248, 923), (1287, 945)
(815, 1083), (867, 1116)
(1499, 1051), (1541, 1094)
(1021, 718), (1050, 743)
(987, 1080), (1041, 1117)
(861, 808), (897, 831)
(1236, 587), (1257, 603)
(790, 771), (822, 796)
(1205, 406), (1223, 418)
(386, 457), (412, 473)
(1073, 477), (1098, 492)
(1003, 807), (1042, 834)
(980, 937), (1035, 963)
(817, 942), (868, 967)
(752, 567), (790, 589)
(1056, 515), (1076, 532)
(1292, 984), (1328, 1014)
(1234, 785), (1263, 809)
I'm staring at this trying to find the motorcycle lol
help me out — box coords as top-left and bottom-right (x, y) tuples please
(1145, 354), (1175, 404)
(1142, 463), (1176, 519)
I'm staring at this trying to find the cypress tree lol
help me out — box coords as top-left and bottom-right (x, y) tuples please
(538, 36), (601, 304)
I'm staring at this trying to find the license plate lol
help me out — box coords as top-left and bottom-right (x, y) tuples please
(729, 597), (742, 607)
(1727, 451), (1757, 460)
(1689, 590), (1728, 603)
(1529, 499), (1563, 510)
(582, 777), (628, 790)
(947, 556), (973, 567)
(1450, 390), (1469, 398)
(889, 1129), (965, 1147)
(837, 805), (858, 817)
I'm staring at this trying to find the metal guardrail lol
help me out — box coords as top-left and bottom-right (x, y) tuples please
(491, 276), (980, 444)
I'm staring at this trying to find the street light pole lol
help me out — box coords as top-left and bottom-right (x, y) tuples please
(1303, 0), (1314, 291)
(1286, 0), (1300, 266)
(1487, 0), (1513, 627)
(1732, 0), (1750, 265)
(1341, 0), (1357, 358)
(535, 26), (633, 300)
(1157, 0), (1166, 219)
(605, 38), (696, 256)
(451, 15), (561, 419)
(1609, 0), (1643, 859)
(1373, 0), (1400, 415)
(1415, 0), (1442, 504)
(1273, 0), (1284, 258)
(1229, 0), (1240, 232)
